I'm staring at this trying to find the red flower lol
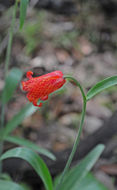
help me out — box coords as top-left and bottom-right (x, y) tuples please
(22, 70), (66, 107)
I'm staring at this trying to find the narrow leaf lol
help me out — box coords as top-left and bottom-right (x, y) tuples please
(57, 144), (105, 190)
(2, 68), (23, 104)
(4, 135), (56, 160)
(86, 76), (117, 101)
(74, 172), (109, 190)
(0, 147), (53, 190)
(20, 0), (29, 29)
(3, 104), (37, 137)
(0, 180), (25, 190)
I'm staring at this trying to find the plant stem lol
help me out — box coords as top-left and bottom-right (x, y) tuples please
(0, 0), (18, 173)
(55, 76), (87, 190)
(5, 0), (18, 76)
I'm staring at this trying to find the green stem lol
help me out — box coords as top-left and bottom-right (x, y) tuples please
(5, 0), (18, 76)
(0, 0), (18, 173)
(55, 76), (87, 190)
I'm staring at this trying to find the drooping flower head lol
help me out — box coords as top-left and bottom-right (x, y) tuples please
(21, 70), (66, 107)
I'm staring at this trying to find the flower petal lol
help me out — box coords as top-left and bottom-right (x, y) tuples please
(26, 71), (33, 79)
(22, 70), (66, 107)
(40, 96), (48, 101)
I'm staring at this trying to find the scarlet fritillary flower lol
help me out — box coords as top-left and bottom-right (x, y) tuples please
(22, 70), (66, 107)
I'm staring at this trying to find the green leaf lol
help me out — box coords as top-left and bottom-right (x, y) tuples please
(0, 173), (12, 181)
(2, 68), (23, 104)
(4, 135), (56, 160)
(86, 76), (117, 101)
(75, 172), (109, 190)
(57, 144), (105, 190)
(0, 147), (53, 190)
(2, 104), (37, 137)
(20, 183), (32, 190)
(0, 180), (25, 190)
(20, 0), (29, 29)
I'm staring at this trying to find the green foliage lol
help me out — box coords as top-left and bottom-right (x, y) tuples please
(86, 76), (117, 100)
(1, 0), (117, 189)
(2, 68), (23, 104)
(0, 180), (25, 190)
(4, 135), (56, 160)
(75, 172), (109, 190)
(0, 147), (53, 190)
(2, 104), (37, 137)
(0, 173), (12, 181)
(53, 31), (79, 49)
(20, 183), (32, 190)
(55, 144), (105, 190)
(20, 0), (29, 29)
(20, 11), (46, 54)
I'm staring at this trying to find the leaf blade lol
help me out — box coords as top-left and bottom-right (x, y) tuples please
(20, 0), (29, 29)
(0, 180), (25, 190)
(4, 135), (56, 160)
(2, 68), (23, 104)
(3, 104), (37, 137)
(0, 147), (53, 190)
(74, 172), (109, 190)
(86, 76), (117, 100)
(57, 144), (105, 190)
